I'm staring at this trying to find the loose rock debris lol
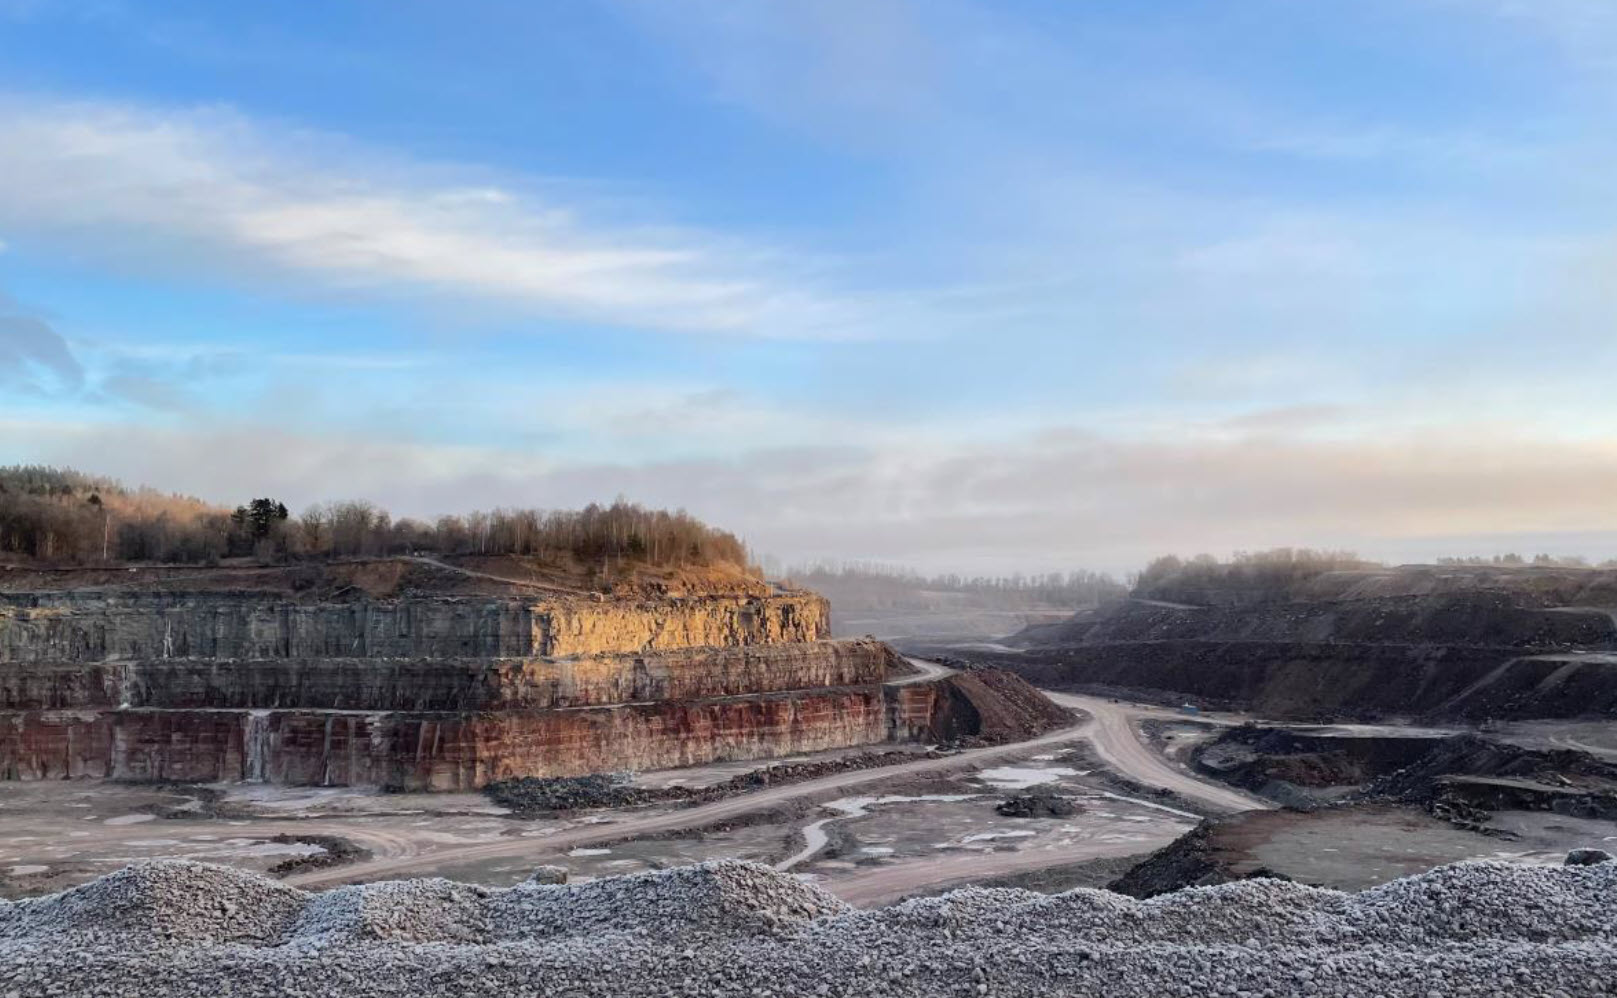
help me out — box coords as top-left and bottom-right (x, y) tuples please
(2, 857), (1614, 996)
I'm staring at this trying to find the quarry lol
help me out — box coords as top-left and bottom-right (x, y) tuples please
(0, 554), (1087, 904)
(0, 558), (1062, 790)
(3, 548), (1616, 996)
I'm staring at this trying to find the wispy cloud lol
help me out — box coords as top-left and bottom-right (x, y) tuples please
(0, 95), (892, 340)
(0, 291), (83, 394)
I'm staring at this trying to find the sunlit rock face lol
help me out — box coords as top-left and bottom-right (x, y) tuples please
(0, 591), (906, 789)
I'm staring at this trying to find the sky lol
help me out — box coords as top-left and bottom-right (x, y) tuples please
(1, 0), (1616, 575)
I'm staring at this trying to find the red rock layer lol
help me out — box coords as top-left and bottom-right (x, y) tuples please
(0, 687), (891, 790)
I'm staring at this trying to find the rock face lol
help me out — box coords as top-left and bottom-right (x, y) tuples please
(0, 590), (830, 663)
(0, 586), (1063, 789)
(0, 589), (909, 789)
(987, 571), (1617, 720)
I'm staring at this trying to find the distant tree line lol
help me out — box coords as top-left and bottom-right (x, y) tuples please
(0, 465), (751, 571)
(1133, 548), (1375, 601)
(785, 561), (1126, 611)
(1434, 553), (1614, 568)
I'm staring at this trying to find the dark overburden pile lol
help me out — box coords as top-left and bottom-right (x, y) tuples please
(995, 791), (1080, 818)
(484, 774), (654, 813)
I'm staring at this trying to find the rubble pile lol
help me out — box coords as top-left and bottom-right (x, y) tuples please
(3, 857), (1614, 997)
(484, 773), (655, 813)
(994, 791), (1080, 818)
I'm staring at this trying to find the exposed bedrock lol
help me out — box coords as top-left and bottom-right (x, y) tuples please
(0, 640), (896, 711)
(989, 578), (1617, 721)
(0, 687), (894, 789)
(0, 592), (829, 663)
(0, 670), (1062, 790)
(989, 641), (1617, 720)
(0, 584), (1067, 788)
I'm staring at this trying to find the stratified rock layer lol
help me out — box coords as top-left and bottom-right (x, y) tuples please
(992, 573), (1617, 720)
(0, 590), (920, 788)
(0, 587), (1063, 788)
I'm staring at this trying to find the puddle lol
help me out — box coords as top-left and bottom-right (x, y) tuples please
(959, 830), (1038, 845)
(569, 847), (611, 857)
(103, 814), (156, 826)
(975, 766), (1078, 790)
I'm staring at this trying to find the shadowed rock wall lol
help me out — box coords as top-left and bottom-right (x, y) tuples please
(0, 640), (895, 711)
(0, 687), (893, 789)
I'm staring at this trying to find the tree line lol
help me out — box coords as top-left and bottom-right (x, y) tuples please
(785, 561), (1127, 610)
(1133, 548), (1373, 599)
(0, 465), (751, 571)
(1134, 548), (1617, 599)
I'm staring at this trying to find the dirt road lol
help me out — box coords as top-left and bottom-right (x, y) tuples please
(289, 718), (1096, 887)
(887, 657), (954, 685)
(289, 670), (1266, 888)
(1044, 691), (1273, 813)
(397, 555), (583, 595)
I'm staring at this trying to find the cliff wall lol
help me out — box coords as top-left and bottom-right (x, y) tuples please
(0, 639), (894, 711)
(0, 592), (829, 663)
(0, 687), (891, 789)
(0, 669), (1065, 790)
(0, 584), (1066, 788)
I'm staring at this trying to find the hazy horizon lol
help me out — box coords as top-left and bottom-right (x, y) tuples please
(4, 1), (1617, 575)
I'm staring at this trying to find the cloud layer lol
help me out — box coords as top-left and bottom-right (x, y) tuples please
(0, 98), (875, 339)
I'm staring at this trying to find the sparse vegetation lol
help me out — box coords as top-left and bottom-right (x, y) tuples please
(1134, 548), (1377, 602)
(1134, 547), (1617, 604)
(0, 465), (752, 573)
(1434, 553), (1603, 568)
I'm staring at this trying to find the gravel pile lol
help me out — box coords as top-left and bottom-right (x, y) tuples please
(2, 857), (1614, 996)
(484, 773), (654, 812)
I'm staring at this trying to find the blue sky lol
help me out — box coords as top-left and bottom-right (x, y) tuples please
(2, 0), (1616, 573)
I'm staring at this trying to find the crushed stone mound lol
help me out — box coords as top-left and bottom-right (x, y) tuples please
(1, 858), (1614, 997)
(485, 859), (850, 942)
(290, 878), (493, 946)
(0, 860), (307, 947)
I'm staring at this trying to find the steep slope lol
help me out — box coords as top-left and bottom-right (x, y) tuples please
(983, 565), (1617, 721)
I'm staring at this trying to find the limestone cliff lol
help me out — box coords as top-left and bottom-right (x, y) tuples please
(0, 566), (1073, 789)
(0, 591), (829, 663)
(0, 577), (1071, 788)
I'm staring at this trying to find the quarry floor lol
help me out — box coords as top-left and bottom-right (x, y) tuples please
(3, 678), (1611, 906)
(0, 739), (1202, 907)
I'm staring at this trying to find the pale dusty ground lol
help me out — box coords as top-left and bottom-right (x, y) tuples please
(1221, 803), (1617, 890)
(4, 672), (1612, 906)
(0, 744), (1197, 907)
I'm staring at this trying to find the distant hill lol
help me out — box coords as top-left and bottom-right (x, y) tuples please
(972, 554), (1617, 722)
